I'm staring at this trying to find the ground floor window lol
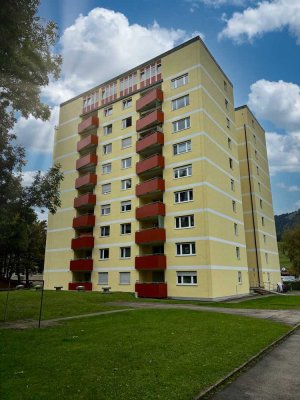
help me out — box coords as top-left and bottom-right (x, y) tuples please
(98, 272), (108, 285)
(176, 271), (197, 285)
(119, 272), (130, 285)
(237, 271), (242, 284)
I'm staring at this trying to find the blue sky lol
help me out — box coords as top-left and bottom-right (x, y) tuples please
(16, 0), (300, 215)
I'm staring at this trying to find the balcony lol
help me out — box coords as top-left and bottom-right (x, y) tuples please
(135, 228), (166, 245)
(70, 259), (93, 272)
(71, 236), (94, 250)
(77, 134), (98, 153)
(136, 131), (164, 155)
(76, 154), (98, 171)
(135, 282), (167, 298)
(78, 116), (99, 134)
(75, 173), (97, 190)
(136, 154), (164, 176)
(136, 177), (165, 197)
(72, 214), (95, 229)
(136, 88), (163, 113)
(136, 202), (165, 220)
(74, 193), (96, 209)
(68, 282), (92, 291)
(135, 254), (166, 270)
(136, 110), (164, 132)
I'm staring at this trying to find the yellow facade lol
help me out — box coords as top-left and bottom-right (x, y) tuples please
(44, 36), (280, 300)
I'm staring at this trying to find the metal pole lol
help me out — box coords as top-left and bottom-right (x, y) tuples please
(38, 280), (45, 329)
(3, 279), (11, 322)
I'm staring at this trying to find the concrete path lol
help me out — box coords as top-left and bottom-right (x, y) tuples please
(210, 329), (300, 400)
(109, 302), (300, 326)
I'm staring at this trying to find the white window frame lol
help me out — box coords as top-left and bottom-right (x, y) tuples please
(119, 272), (130, 285)
(121, 179), (132, 190)
(120, 247), (131, 259)
(121, 157), (132, 169)
(173, 140), (191, 155)
(102, 163), (112, 174)
(103, 143), (112, 155)
(121, 200), (131, 212)
(98, 272), (108, 285)
(103, 124), (112, 135)
(176, 242), (196, 256)
(177, 271), (197, 285)
(101, 204), (111, 216)
(234, 223), (238, 236)
(121, 117), (132, 129)
(231, 179), (235, 191)
(171, 73), (188, 89)
(100, 226), (110, 237)
(121, 137), (132, 149)
(122, 98), (132, 109)
(232, 200), (237, 213)
(226, 118), (230, 129)
(121, 223), (131, 235)
(100, 248), (109, 260)
(237, 271), (242, 284)
(102, 183), (111, 195)
(172, 117), (190, 133)
(174, 164), (192, 179)
(104, 107), (112, 117)
(172, 95), (189, 111)
(174, 189), (193, 203)
(175, 215), (195, 229)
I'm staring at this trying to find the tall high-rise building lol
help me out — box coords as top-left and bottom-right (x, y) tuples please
(44, 36), (280, 300)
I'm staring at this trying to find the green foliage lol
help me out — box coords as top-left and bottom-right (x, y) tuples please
(0, 310), (289, 400)
(275, 209), (300, 240)
(282, 227), (300, 275)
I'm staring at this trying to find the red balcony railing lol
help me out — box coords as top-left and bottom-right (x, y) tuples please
(135, 254), (166, 270)
(72, 214), (95, 229)
(136, 177), (165, 197)
(77, 134), (98, 153)
(78, 116), (99, 134)
(136, 110), (164, 132)
(70, 259), (93, 272)
(74, 193), (96, 209)
(71, 236), (94, 250)
(136, 202), (165, 220)
(76, 154), (98, 171)
(136, 88), (163, 113)
(136, 154), (164, 175)
(135, 282), (167, 298)
(75, 173), (97, 190)
(135, 228), (166, 244)
(136, 131), (164, 154)
(68, 282), (92, 291)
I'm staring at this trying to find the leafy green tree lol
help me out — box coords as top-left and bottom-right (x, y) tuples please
(282, 227), (300, 275)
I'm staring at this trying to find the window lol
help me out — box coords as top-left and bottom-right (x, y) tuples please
(263, 234), (267, 244)
(236, 246), (240, 260)
(103, 143), (112, 154)
(253, 134), (256, 144)
(100, 226), (110, 237)
(174, 189), (193, 203)
(252, 119), (255, 127)
(232, 200), (237, 213)
(256, 166), (259, 175)
(121, 200), (131, 212)
(122, 137), (132, 149)
(265, 253), (269, 264)
(174, 164), (192, 179)
(120, 247), (131, 259)
(100, 248), (109, 260)
(121, 157), (132, 169)
(228, 137), (232, 149)
(172, 117), (190, 133)
(229, 158), (233, 169)
(258, 182), (261, 192)
(121, 223), (131, 235)
(98, 272), (108, 285)
(225, 99), (228, 109)
(173, 140), (191, 155)
(226, 118), (230, 129)
(231, 179), (235, 191)
(175, 215), (194, 229)
(172, 95), (189, 111)
(262, 216), (265, 226)
(123, 98), (132, 109)
(238, 271), (242, 284)
(224, 80), (227, 91)
(122, 117), (132, 129)
(171, 73), (188, 89)
(104, 107), (112, 116)
(260, 199), (263, 209)
(103, 124), (112, 135)
(234, 223), (238, 236)
(101, 204), (110, 215)
(121, 179), (132, 190)
(177, 271), (197, 285)
(255, 150), (258, 160)
(119, 272), (130, 285)
(102, 183), (111, 194)
(176, 242), (196, 256)
(102, 163), (111, 174)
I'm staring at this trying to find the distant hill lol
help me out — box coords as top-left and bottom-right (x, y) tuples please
(275, 209), (300, 240)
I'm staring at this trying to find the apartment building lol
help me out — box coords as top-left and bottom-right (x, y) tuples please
(44, 36), (280, 300)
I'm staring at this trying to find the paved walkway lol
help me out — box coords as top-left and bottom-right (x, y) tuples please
(210, 329), (300, 400)
(109, 301), (300, 326)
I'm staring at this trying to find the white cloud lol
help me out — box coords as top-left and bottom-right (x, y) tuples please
(14, 106), (59, 153)
(219, 0), (300, 44)
(22, 171), (36, 186)
(276, 183), (300, 192)
(188, 0), (249, 9)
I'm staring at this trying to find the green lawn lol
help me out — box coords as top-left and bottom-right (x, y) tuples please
(0, 309), (289, 400)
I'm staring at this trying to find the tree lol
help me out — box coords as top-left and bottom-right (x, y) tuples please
(282, 227), (300, 275)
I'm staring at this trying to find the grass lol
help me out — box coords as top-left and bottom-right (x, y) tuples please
(0, 309), (290, 400)
(278, 241), (292, 269)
